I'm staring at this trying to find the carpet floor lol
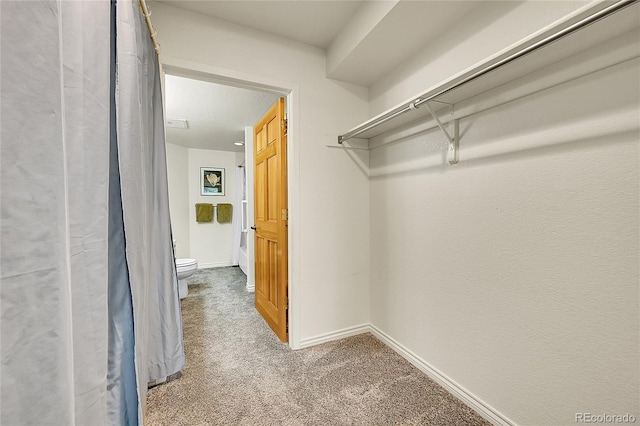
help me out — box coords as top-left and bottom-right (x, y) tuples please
(145, 267), (490, 426)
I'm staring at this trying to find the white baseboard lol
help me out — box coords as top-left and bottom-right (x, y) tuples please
(298, 324), (370, 349)
(368, 325), (515, 426)
(239, 262), (248, 276)
(197, 261), (232, 269)
(297, 323), (514, 425)
(245, 284), (255, 292)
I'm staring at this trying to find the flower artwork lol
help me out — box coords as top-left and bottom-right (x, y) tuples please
(200, 167), (225, 196)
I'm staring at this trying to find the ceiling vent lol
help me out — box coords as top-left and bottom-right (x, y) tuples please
(166, 118), (189, 129)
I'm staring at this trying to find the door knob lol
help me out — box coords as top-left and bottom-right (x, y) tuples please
(250, 226), (257, 230)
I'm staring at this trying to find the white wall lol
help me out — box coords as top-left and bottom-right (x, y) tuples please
(369, 25), (639, 426)
(186, 148), (237, 268)
(166, 142), (190, 258)
(166, 144), (244, 266)
(151, 1), (372, 348)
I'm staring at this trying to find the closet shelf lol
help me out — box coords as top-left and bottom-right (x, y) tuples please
(336, 0), (638, 149)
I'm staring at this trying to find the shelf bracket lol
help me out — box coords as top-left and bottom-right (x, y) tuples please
(424, 102), (458, 165)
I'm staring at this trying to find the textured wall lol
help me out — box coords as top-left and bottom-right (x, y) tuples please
(369, 40), (639, 425)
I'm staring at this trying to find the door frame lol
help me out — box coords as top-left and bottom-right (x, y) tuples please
(161, 56), (301, 349)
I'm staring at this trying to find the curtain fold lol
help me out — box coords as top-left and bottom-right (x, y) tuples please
(1, 1), (110, 424)
(107, 1), (139, 424)
(115, 1), (184, 417)
(231, 166), (245, 266)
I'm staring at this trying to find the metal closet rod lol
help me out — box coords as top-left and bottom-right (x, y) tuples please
(338, 0), (637, 144)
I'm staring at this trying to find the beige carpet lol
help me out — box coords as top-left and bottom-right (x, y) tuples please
(146, 267), (490, 426)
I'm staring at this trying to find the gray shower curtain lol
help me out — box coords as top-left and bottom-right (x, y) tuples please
(1, 1), (184, 424)
(114, 0), (185, 415)
(1, 1), (111, 424)
(108, 1), (138, 424)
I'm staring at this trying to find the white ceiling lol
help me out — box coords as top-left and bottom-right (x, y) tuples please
(164, 75), (280, 152)
(157, 1), (481, 152)
(156, 0), (363, 49)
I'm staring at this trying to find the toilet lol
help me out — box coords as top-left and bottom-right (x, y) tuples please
(176, 258), (198, 299)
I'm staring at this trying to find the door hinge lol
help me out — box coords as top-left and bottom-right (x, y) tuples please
(281, 118), (288, 135)
(281, 208), (288, 221)
(283, 296), (288, 310)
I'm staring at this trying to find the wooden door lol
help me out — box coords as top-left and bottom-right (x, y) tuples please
(253, 97), (288, 342)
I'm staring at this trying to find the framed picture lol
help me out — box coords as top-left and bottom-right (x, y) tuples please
(200, 167), (225, 196)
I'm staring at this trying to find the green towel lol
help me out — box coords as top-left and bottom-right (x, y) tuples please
(195, 203), (213, 222)
(217, 203), (232, 223)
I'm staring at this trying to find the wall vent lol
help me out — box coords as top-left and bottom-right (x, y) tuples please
(166, 118), (189, 129)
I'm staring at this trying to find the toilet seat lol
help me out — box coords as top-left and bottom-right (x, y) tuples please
(176, 258), (197, 269)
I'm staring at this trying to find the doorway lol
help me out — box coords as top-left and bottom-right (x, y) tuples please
(161, 63), (297, 347)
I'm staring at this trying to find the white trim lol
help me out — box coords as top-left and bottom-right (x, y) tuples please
(197, 261), (233, 269)
(245, 284), (255, 293)
(368, 325), (516, 426)
(161, 56), (291, 96)
(298, 324), (370, 349)
(297, 323), (515, 425)
(285, 88), (301, 350)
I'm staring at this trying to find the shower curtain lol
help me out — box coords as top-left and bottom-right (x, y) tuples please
(231, 166), (245, 266)
(1, 1), (111, 424)
(115, 0), (184, 411)
(0, 1), (183, 424)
